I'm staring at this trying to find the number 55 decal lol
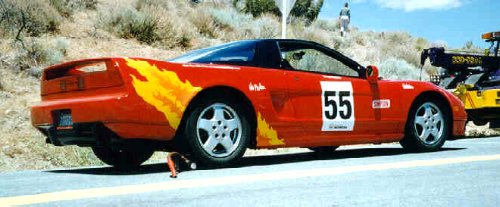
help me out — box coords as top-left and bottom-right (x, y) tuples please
(321, 81), (354, 131)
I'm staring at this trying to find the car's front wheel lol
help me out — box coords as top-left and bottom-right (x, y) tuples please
(400, 98), (450, 151)
(92, 146), (154, 169)
(184, 99), (251, 167)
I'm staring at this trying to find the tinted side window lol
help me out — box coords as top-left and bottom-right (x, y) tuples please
(282, 48), (358, 77)
(278, 42), (359, 77)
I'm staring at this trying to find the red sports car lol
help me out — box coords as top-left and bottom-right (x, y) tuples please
(31, 39), (467, 168)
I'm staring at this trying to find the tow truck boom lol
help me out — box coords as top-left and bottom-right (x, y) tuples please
(420, 31), (500, 128)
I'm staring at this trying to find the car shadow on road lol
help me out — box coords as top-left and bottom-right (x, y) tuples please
(46, 147), (465, 176)
(236, 147), (465, 168)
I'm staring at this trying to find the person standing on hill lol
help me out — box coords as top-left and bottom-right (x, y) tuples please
(339, 2), (350, 37)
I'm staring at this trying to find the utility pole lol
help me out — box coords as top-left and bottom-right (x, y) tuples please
(274, 0), (297, 39)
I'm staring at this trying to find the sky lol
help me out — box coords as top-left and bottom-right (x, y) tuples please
(318, 0), (500, 48)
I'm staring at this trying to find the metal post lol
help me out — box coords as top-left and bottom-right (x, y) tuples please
(495, 40), (499, 57)
(281, 0), (287, 39)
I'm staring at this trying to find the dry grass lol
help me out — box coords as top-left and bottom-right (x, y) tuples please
(465, 122), (500, 137)
(0, 0), (495, 172)
(0, 66), (102, 171)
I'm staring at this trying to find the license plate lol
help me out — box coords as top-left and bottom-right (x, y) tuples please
(57, 111), (73, 130)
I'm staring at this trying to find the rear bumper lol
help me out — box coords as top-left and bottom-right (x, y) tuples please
(36, 122), (176, 150)
(37, 123), (103, 146)
(31, 93), (126, 125)
(31, 94), (176, 141)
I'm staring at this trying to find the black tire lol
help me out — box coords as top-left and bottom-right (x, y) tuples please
(184, 96), (251, 167)
(308, 146), (339, 154)
(92, 146), (154, 169)
(472, 119), (488, 126)
(400, 98), (450, 152)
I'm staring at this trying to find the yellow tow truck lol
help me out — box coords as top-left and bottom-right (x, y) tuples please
(421, 31), (500, 128)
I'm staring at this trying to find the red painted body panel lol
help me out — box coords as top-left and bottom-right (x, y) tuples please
(31, 57), (467, 148)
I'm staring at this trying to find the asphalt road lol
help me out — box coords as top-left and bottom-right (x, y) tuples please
(1, 137), (500, 206)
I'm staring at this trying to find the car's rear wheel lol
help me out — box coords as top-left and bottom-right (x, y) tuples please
(400, 98), (449, 151)
(92, 146), (154, 169)
(184, 98), (251, 167)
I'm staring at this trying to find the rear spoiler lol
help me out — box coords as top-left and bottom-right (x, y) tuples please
(43, 58), (118, 80)
(41, 58), (126, 96)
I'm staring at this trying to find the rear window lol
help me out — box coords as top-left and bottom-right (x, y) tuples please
(75, 62), (107, 73)
(170, 41), (256, 64)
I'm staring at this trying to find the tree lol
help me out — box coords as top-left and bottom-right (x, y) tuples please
(234, 0), (324, 23)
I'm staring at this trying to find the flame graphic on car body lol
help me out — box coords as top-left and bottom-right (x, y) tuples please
(125, 59), (202, 130)
(257, 112), (285, 146)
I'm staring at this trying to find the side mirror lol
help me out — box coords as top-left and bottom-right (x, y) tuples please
(366, 65), (379, 83)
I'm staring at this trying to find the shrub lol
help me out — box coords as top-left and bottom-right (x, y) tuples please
(49, 0), (97, 17)
(208, 7), (280, 40)
(189, 7), (219, 38)
(49, 0), (74, 17)
(252, 14), (280, 38)
(12, 37), (69, 75)
(0, 0), (62, 38)
(155, 18), (194, 49)
(378, 58), (428, 80)
(415, 37), (429, 51)
(210, 7), (253, 31)
(99, 6), (159, 44)
(136, 0), (190, 11)
(312, 19), (338, 32)
(236, 0), (323, 23)
(99, 3), (196, 48)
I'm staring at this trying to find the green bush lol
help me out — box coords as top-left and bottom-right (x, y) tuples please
(100, 6), (159, 44)
(136, 0), (190, 11)
(235, 0), (323, 23)
(49, 0), (74, 17)
(252, 14), (280, 38)
(312, 19), (338, 32)
(49, 0), (97, 17)
(415, 37), (429, 51)
(13, 37), (69, 74)
(189, 8), (219, 38)
(99, 4), (195, 48)
(0, 0), (62, 38)
(378, 58), (427, 80)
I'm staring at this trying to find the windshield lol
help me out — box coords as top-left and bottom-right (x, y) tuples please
(169, 40), (256, 64)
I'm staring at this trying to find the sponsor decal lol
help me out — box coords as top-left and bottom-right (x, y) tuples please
(126, 59), (202, 130)
(249, 82), (266, 92)
(402, 83), (414, 90)
(256, 112), (285, 146)
(372, 99), (391, 109)
(322, 75), (342, 79)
